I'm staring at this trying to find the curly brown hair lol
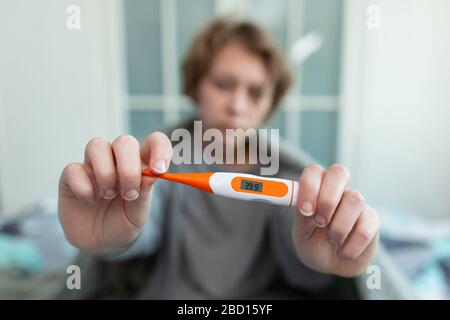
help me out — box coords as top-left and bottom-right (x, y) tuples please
(182, 18), (292, 114)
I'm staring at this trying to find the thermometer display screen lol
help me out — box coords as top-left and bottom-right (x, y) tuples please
(240, 180), (263, 192)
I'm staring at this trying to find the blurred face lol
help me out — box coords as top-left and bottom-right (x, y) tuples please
(197, 42), (274, 133)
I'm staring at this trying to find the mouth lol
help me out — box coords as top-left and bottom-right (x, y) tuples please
(224, 124), (239, 130)
(222, 120), (244, 130)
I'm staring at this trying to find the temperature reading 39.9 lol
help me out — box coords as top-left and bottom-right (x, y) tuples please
(240, 180), (263, 192)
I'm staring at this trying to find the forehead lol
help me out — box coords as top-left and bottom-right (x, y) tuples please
(209, 42), (272, 85)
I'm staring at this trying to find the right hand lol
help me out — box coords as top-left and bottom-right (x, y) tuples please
(58, 132), (173, 254)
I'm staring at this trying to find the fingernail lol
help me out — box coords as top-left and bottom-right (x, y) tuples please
(313, 215), (327, 227)
(299, 201), (314, 216)
(123, 189), (139, 201)
(152, 159), (167, 173)
(104, 189), (117, 199)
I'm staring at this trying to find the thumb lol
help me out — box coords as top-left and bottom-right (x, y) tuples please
(140, 131), (173, 193)
(293, 208), (317, 245)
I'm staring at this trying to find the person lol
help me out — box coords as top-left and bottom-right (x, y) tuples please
(57, 18), (380, 299)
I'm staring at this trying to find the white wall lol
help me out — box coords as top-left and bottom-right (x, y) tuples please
(339, 0), (450, 219)
(0, 0), (125, 216)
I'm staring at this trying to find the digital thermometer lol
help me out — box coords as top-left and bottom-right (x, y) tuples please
(142, 170), (299, 207)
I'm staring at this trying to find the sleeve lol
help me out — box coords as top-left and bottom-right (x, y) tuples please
(269, 206), (334, 291)
(102, 181), (168, 262)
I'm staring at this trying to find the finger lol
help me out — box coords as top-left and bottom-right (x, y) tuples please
(112, 135), (142, 201)
(292, 210), (317, 245)
(297, 165), (324, 217)
(337, 206), (380, 260)
(328, 189), (365, 246)
(140, 131), (173, 189)
(84, 137), (118, 200)
(59, 162), (96, 204)
(141, 131), (173, 173)
(314, 164), (350, 228)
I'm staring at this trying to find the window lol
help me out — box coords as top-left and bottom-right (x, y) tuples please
(124, 0), (342, 166)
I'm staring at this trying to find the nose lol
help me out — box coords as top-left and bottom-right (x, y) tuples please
(228, 88), (248, 116)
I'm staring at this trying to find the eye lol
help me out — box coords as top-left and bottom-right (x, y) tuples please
(212, 78), (234, 91)
(249, 86), (263, 102)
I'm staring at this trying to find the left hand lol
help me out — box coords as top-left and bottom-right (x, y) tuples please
(292, 164), (380, 277)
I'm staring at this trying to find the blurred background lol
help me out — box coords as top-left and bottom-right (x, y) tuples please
(0, 0), (450, 298)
